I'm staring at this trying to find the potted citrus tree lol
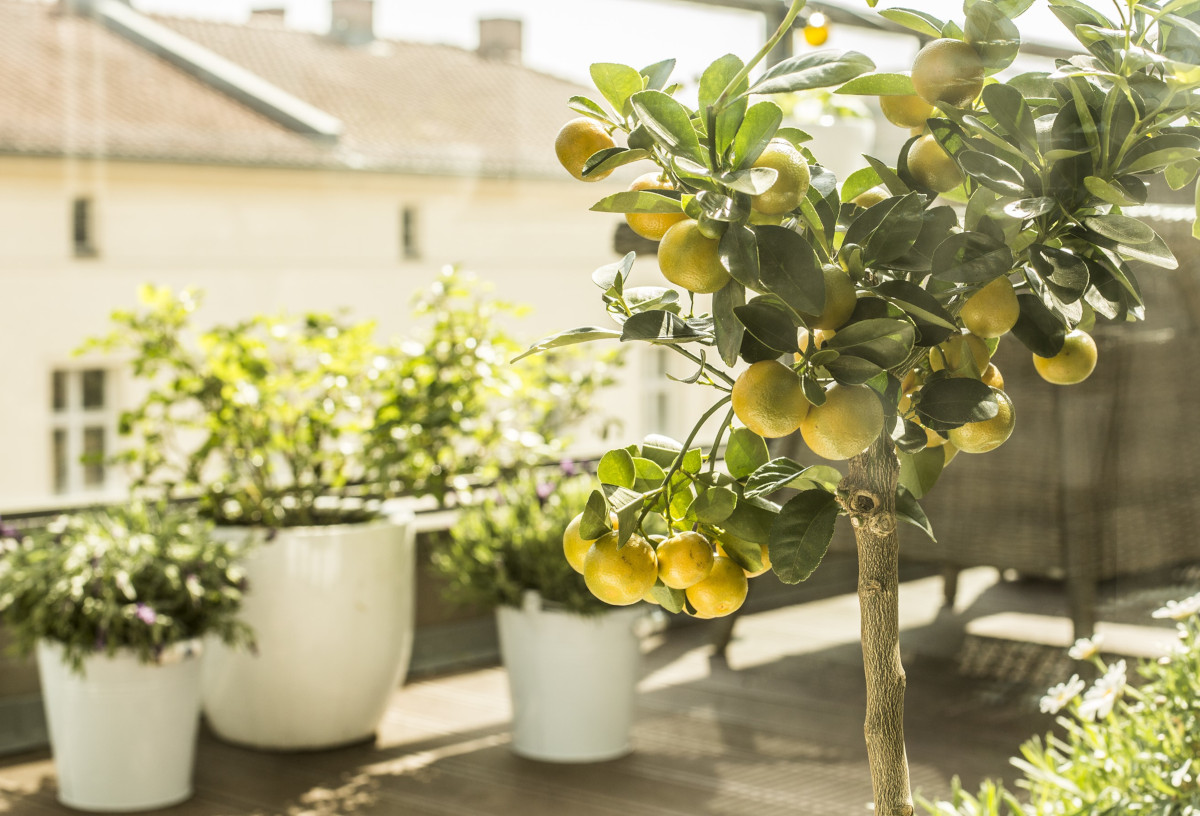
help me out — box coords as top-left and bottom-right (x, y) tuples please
(79, 286), (420, 751)
(0, 502), (251, 811)
(523, 0), (1200, 811)
(433, 467), (647, 762)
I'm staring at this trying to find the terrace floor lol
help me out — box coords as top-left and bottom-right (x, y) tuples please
(0, 555), (1188, 816)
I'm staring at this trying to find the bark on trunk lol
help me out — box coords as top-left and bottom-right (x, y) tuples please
(843, 434), (913, 816)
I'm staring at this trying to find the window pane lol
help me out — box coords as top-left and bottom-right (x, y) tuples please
(82, 369), (106, 409)
(52, 370), (67, 412)
(53, 429), (68, 494)
(83, 427), (106, 488)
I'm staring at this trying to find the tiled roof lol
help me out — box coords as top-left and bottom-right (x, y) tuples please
(0, 0), (587, 177)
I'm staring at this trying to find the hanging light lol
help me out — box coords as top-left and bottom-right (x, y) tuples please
(803, 11), (830, 46)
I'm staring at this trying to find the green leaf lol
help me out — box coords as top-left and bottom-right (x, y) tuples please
(648, 581), (685, 613)
(625, 286), (680, 315)
(982, 82), (1037, 154)
(1120, 133), (1200, 173)
(743, 51), (875, 97)
(896, 485), (935, 542)
(592, 252), (635, 292)
(580, 489), (612, 540)
(836, 72), (916, 96)
(699, 54), (747, 158)
(633, 457), (666, 490)
(590, 190), (685, 214)
(898, 447), (944, 500)
(722, 500), (779, 544)
(734, 299), (800, 354)
(582, 147), (654, 179)
(602, 485), (646, 546)
(824, 356), (884, 385)
(598, 448), (636, 489)
(965, 1), (1021, 73)
(1083, 176), (1138, 206)
(873, 280), (957, 346)
(914, 376), (998, 427)
(640, 59), (676, 91)
(719, 224), (762, 290)
(841, 166), (885, 203)
(958, 150), (1026, 195)
(716, 533), (764, 573)
(879, 8), (945, 37)
(825, 318), (916, 369)
(688, 486), (737, 524)
(730, 101), (783, 170)
(864, 154), (910, 196)
(568, 95), (614, 124)
(630, 90), (707, 167)
(512, 326), (622, 362)
(725, 427), (770, 480)
(714, 279), (746, 368)
(849, 193), (928, 267)
(1003, 197), (1056, 219)
(621, 310), (710, 344)
(640, 434), (683, 468)
(744, 458), (842, 499)
(1010, 293), (1066, 358)
(1029, 245), (1089, 304)
(590, 63), (645, 117)
(755, 225), (825, 317)
(930, 231), (1014, 284)
(1082, 214), (1155, 245)
(769, 490), (840, 584)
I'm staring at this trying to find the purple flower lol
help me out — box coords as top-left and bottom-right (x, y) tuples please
(135, 603), (157, 625)
(559, 459), (579, 477)
(536, 481), (555, 501)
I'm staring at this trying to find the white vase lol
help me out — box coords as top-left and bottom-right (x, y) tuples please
(496, 592), (644, 763)
(201, 511), (416, 750)
(37, 639), (202, 812)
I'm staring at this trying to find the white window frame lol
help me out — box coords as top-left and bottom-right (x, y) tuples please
(49, 366), (120, 497)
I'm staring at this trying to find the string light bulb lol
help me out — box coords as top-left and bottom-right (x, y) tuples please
(803, 12), (829, 46)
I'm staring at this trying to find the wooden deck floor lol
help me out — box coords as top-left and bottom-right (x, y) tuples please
(0, 564), (1157, 816)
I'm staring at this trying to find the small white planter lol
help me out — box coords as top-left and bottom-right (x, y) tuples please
(37, 640), (202, 812)
(201, 512), (416, 751)
(496, 592), (644, 763)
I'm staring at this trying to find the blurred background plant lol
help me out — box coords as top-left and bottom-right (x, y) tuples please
(432, 467), (610, 616)
(78, 268), (622, 526)
(0, 502), (254, 674)
(919, 596), (1200, 815)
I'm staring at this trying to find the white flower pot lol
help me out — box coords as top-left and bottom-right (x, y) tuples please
(496, 593), (644, 762)
(201, 512), (416, 750)
(37, 640), (202, 812)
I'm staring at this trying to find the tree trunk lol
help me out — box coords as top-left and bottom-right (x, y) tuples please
(843, 434), (913, 816)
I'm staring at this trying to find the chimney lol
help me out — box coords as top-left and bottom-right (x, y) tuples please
(250, 4), (287, 23)
(330, 0), (373, 46)
(478, 18), (521, 63)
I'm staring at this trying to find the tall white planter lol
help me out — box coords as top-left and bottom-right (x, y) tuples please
(496, 593), (644, 763)
(37, 640), (202, 812)
(201, 512), (416, 750)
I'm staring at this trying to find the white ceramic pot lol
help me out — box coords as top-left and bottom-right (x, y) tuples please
(201, 512), (416, 750)
(37, 640), (202, 812)
(496, 592), (644, 763)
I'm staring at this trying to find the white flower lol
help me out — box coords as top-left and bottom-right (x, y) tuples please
(1152, 592), (1200, 621)
(1068, 634), (1105, 660)
(1040, 674), (1086, 714)
(1078, 660), (1127, 721)
(233, 381), (260, 406)
(1172, 758), (1193, 788)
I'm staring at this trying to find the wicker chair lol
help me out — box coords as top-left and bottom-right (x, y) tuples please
(910, 211), (1200, 637)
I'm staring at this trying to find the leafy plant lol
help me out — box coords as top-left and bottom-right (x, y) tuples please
(80, 268), (620, 526)
(524, 1), (1200, 812)
(0, 502), (254, 674)
(432, 467), (609, 616)
(919, 594), (1200, 815)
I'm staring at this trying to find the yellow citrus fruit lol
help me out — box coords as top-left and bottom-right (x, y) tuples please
(880, 93), (935, 128)
(563, 512), (618, 574)
(924, 426), (947, 448)
(732, 360), (810, 439)
(907, 134), (963, 193)
(656, 531), (716, 589)
(911, 39), (985, 107)
(800, 384), (885, 461)
(658, 219), (732, 294)
(948, 388), (1015, 454)
(1033, 329), (1098, 385)
(583, 532), (658, 606)
(852, 186), (890, 208)
(625, 172), (687, 241)
(750, 140), (811, 216)
(686, 556), (749, 618)
(981, 362), (1004, 390)
(943, 442), (959, 465)
(931, 330), (991, 376)
(554, 118), (616, 182)
(799, 265), (858, 331)
(961, 277), (1019, 339)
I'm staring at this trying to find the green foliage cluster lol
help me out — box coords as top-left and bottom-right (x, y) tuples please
(432, 467), (609, 616)
(81, 268), (619, 527)
(920, 596), (1200, 815)
(523, 0), (1200, 606)
(0, 503), (254, 674)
